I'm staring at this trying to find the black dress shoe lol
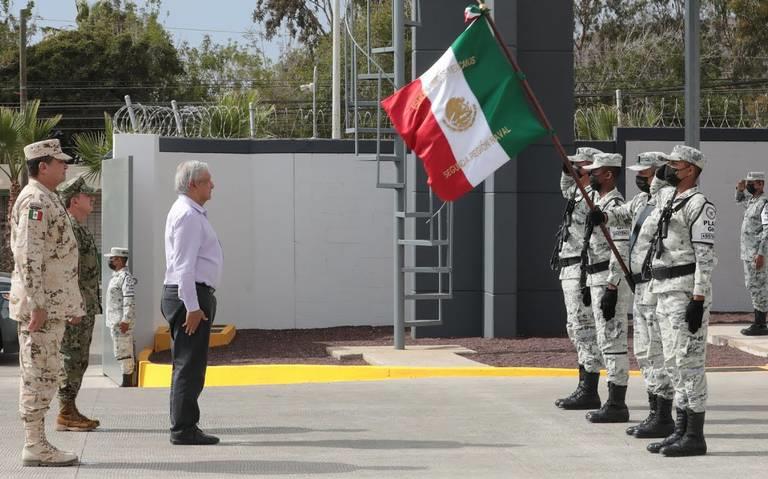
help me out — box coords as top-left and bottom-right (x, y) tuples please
(170, 427), (220, 445)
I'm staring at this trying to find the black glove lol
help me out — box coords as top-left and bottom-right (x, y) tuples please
(685, 299), (705, 334)
(600, 287), (618, 320)
(587, 208), (607, 227)
(581, 286), (591, 306)
(655, 164), (669, 180)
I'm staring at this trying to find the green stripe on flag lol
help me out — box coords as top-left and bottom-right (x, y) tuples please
(450, 19), (548, 158)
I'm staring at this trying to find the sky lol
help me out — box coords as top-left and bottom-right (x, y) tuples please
(21, 0), (290, 60)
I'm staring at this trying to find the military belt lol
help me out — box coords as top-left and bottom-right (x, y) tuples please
(631, 273), (649, 285)
(650, 263), (696, 280)
(559, 256), (581, 268)
(585, 261), (610, 275)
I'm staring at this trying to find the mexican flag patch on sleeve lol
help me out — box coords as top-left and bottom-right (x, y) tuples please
(28, 207), (43, 221)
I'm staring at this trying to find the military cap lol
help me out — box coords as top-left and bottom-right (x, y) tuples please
(628, 152), (669, 171)
(23, 139), (72, 162)
(582, 153), (623, 170)
(745, 171), (765, 182)
(567, 146), (603, 163)
(667, 145), (706, 170)
(104, 247), (130, 258)
(57, 175), (97, 203)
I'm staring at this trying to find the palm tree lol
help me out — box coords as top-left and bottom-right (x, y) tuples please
(73, 112), (113, 181)
(0, 100), (62, 271)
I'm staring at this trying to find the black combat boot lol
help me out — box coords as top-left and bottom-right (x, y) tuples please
(121, 373), (135, 387)
(741, 310), (768, 336)
(660, 410), (707, 457)
(626, 391), (657, 436)
(585, 382), (629, 423)
(560, 371), (601, 410)
(556, 365), (585, 408)
(647, 407), (687, 453)
(634, 395), (675, 438)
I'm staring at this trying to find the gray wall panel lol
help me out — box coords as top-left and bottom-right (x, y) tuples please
(517, 0), (573, 52)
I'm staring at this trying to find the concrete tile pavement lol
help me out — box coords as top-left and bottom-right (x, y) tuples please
(1, 353), (767, 478)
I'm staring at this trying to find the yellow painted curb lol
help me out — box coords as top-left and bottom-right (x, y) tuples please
(138, 363), (645, 388)
(152, 325), (236, 352)
(137, 347), (153, 363)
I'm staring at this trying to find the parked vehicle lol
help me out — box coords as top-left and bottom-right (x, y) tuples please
(0, 272), (19, 354)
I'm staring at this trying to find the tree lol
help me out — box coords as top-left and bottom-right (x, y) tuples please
(0, 1), (183, 138)
(73, 112), (112, 181)
(252, 0), (332, 51)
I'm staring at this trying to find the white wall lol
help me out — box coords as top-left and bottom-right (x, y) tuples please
(625, 141), (768, 311)
(111, 134), (394, 351)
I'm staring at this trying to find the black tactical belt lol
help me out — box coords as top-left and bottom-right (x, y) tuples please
(631, 273), (649, 285)
(585, 261), (610, 275)
(651, 263), (696, 280)
(559, 256), (581, 268)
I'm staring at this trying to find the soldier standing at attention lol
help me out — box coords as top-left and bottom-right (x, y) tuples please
(9, 139), (85, 467)
(552, 147), (603, 410)
(104, 247), (137, 387)
(580, 153), (631, 424)
(590, 152), (675, 438)
(644, 145), (716, 457)
(735, 172), (768, 336)
(56, 175), (101, 432)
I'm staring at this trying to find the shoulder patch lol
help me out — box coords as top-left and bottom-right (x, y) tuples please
(28, 206), (43, 222)
(691, 202), (716, 244)
(762, 201), (768, 226)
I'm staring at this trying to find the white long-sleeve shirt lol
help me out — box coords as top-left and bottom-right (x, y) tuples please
(163, 194), (223, 311)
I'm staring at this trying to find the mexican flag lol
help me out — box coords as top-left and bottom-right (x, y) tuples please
(381, 10), (548, 201)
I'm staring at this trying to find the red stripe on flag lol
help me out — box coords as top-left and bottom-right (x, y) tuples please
(381, 79), (473, 201)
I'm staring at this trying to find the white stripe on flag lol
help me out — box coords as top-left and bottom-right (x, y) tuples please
(419, 48), (509, 187)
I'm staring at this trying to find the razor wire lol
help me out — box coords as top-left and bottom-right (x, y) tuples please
(112, 101), (387, 138)
(575, 93), (768, 140)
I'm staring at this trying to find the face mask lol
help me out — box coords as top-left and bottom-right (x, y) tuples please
(635, 175), (650, 193)
(663, 165), (682, 186)
(746, 184), (757, 195)
(108, 260), (117, 271)
(589, 174), (601, 191)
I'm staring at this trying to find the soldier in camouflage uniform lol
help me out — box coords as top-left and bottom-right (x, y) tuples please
(591, 152), (675, 437)
(735, 171), (768, 336)
(642, 145), (716, 457)
(580, 153), (631, 423)
(56, 175), (101, 431)
(552, 147), (603, 410)
(9, 139), (84, 467)
(105, 247), (137, 387)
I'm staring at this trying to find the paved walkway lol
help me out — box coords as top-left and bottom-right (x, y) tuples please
(1, 354), (767, 478)
(326, 344), (484, 367)
(709, 324), (768, 358)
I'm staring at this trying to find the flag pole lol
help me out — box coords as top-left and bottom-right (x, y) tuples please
(476, 3), (635, 290)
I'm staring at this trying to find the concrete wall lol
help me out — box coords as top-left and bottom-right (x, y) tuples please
(111, 134), (395, 351)
(412, 0), (574, 338)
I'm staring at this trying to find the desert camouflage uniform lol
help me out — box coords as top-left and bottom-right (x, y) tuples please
(648, 185), (716, 413)
(584, 188), (631, 386)
(9, 179), (85, 426)
(106, 268), (136, 374)
(606, 186), (673, 399)
(735, 190), (768, 312)
(58, 215), (102, 401)
(557, 173), (602, 373)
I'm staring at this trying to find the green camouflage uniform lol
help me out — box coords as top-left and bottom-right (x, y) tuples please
(58, 214), (101, 401)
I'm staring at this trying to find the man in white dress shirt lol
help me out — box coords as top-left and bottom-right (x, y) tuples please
(161, 160), (223, 445)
